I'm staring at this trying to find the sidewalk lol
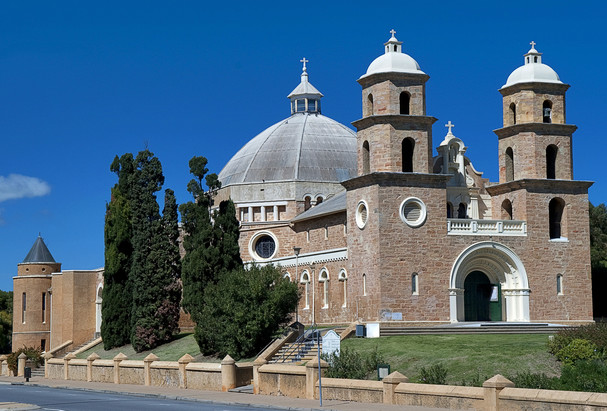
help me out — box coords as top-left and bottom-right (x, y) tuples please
(0, 375), (455, 411)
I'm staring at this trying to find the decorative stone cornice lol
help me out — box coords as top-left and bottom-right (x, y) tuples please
(352, 114), (437, 131)
(342, 172), (450, 191)
(493, 123), (577, 139)
(498, 81), (570, 96)
(486, 178), (593, 196)
(357, 71), (430, 87)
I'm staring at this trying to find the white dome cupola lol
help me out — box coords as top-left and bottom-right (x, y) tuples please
(361, 29), (425, 78)
(503, 42), (563, 88)
(287, 58), (323, 114)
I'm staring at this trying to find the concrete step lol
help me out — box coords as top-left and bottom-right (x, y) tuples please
(379, 325), (568, 336)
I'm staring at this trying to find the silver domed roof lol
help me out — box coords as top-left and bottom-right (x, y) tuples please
(218, 113), (357, 186)
(503, 42), (562, 88)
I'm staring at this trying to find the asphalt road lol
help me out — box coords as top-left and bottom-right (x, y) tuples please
(0, 384), (266, 411)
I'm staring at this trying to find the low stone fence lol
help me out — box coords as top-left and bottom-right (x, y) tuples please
(4, 352), (607, 410)
(26, 352), (252, 391)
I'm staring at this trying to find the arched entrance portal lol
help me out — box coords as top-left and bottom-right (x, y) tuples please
(450, 242), (529, 323)
(464, 271), (502, 321)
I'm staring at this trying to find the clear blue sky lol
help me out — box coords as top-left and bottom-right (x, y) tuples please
(1, 1), (605, 291)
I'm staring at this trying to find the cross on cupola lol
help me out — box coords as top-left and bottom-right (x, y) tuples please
(445, 120), (455, 135)
(384, 29), (403, 53)
(524, 41), (542, 65)
(287, 58), (323, 115)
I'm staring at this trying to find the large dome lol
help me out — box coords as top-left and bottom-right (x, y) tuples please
(503, 43), (562, 88)
(361, 31), (425, 79)
(218, 113), (357, 186)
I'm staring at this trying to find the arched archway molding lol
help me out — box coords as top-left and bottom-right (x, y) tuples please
(449, 242), (530, 323)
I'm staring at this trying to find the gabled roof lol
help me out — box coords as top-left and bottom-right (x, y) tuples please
(22, 235), (56, 263)
(291, 190), (347, 223)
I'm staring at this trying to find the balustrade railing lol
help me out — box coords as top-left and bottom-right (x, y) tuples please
(447, 219), (527, 236)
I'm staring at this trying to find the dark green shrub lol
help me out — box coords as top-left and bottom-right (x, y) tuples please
(419, 363), (447, 385)
(556, 338), (599, 365)
(548, 323), (607, 356)
(508, 371), (559, 390)
(559, 360), (607, 392)
(323, 346), (386, 380)
(7, 346), (42, 374)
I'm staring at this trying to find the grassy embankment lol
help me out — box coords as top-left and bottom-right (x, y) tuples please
(341, 334), (560, 384)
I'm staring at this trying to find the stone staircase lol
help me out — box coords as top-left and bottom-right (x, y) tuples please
(269, 340), (321, 364)
(30, 365), (44, 378)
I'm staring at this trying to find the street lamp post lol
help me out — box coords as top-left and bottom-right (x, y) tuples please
(293, 246), (301, 323)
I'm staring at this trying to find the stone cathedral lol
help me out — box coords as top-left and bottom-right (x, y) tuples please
(215, 32), (593, 326)
(13, 31), (593, 352)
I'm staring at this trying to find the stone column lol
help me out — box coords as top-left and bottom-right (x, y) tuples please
(382, 371), (408, 404)
(305, 356), (328, 400)
(221, 355), (236, 392)
(252, 358), (267, 394)
(86, 353), (100, 382)
(273, 205), (278, 221)
(43, 352), (53, 379)
(483, 374), (514, 411)
(62, 353), (76, 380)
(0, 355), (6, 377)
(113, 353), (127, 384)
(143, 353), (158, 386)
(178, 354), (194, 389)
(17, 353), (27, 377)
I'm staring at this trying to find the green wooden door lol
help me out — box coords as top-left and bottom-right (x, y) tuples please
(464, 271), (501, 321)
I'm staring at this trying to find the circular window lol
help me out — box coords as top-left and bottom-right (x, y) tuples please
(249, 231), (278, 260)
(400, 197), (427, 227)
(356, 200), (369, 229)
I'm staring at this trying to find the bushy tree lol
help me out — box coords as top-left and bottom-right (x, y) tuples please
(195, 264), (298, 360)
(590, 203), (607, 318)
(102, 154), (135, 349)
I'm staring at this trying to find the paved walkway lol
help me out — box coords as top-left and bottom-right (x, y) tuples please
(0, 375), (455, 411)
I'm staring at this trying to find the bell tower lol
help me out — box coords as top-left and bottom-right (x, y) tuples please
(352, 31), (437, 175)
(495, 42), (576, 182)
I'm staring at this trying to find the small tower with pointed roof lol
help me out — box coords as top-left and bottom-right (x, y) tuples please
(12, 235), (61, 351)
(288, 58), (323, 114)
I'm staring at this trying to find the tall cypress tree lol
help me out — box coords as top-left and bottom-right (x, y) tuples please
(102, 154), (135, 349)
(180, 156), (242, 350)
(129, 150), (166, 352)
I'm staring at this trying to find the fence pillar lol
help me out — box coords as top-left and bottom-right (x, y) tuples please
(62, 353), (76, 380)
(221, 355), (237, 392)
(86, 353), (100, 382)
(17, 353), (27, 377)
(43, 352), (53, 379)
(382, 371), (408, 404)
(178, 354), (194, 389)
(113, 353), (127, 384)
(253, 358), (267, 394)
(143, 353), (158, 386)
(0, 355), (6, 377)
(483, 374), (514, 411)
(305, 356), (328, 400)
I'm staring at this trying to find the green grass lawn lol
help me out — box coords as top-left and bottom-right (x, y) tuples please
(342, 334), (561, 385)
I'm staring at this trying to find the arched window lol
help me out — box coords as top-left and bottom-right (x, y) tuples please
(505, 147), (514, 182)
(41, 292), (46, 323)
(509, 103), (516, 125)
(304, 196), (312, 211)
(447, 202), (453, 218)
(362, 141), (370, 174)
(402, 138), (415, 172)
(22, 292), (26, 324)
(546, 144), (558, 180)
(300, 271), (310, 309)
(283, 272), (292, 282)
(549, 198), (566, 239)
(363, 274), (367, 296)
(543, 100), (552, 123)
(412, 273), (419, 295)
(458, 203), (467, 219)
(367, 94), (374, 116)
(400, 92), (410, 115)
(501, 199), (513, 220)
(338, 269), (347, 307)
(316, 196), (323, 205)
(557, 274), (563, 295)
(319, 269), (329, 309)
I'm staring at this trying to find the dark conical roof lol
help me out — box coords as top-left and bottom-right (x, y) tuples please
(22, 235), (56, 263)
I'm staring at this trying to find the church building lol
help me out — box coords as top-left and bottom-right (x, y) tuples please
(215, 32), (593, 326)
(12, 32), (594, 353)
